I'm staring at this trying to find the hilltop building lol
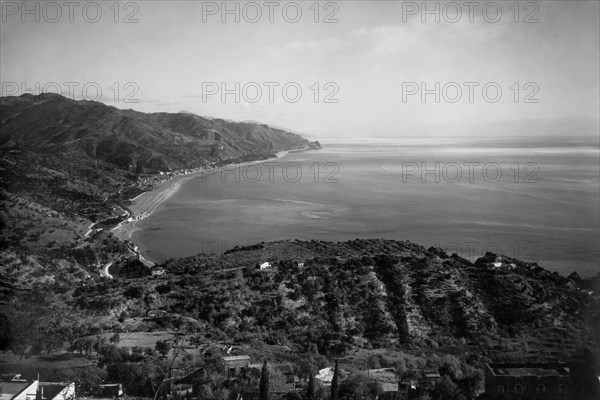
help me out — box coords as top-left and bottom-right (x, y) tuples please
(258, 262), (272, 270)
(151, 266), (167, 277)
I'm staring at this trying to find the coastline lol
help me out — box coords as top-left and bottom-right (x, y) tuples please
(111, 149), (299, 265)
(111, 171), (200, 266)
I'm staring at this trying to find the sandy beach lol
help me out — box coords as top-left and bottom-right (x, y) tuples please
(112, 171), (204, 243)
(111, 150), (295, 262)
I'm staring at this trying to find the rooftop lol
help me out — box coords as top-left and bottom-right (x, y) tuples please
(423, 371), (442, 379)
(367, 368), (397, 382)
(380, 382), (398, 392)
(0, 381), (35, 400)
(223, 355), (251, 362)
(486, 363), (569, 377)
(38, 382), (70, 400)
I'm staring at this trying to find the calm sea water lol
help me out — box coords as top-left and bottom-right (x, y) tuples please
(134, 138), (600, 277)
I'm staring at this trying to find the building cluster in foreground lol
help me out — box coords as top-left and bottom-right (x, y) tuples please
(166, 357), (585, 400)
(1, 359), (595, 400)
(0, 375), (74, 400)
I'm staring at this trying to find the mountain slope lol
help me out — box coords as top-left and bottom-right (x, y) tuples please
(0, 93), (316, 173)
(74, 239), (597, 357)
(0, 93), (320, 285)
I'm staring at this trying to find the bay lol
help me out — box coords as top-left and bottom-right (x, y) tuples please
(133, 138), (600, 277)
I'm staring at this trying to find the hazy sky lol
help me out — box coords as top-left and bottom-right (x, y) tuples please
(1, 0), (599, 139)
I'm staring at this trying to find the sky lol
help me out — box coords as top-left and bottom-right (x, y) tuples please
(1, 0), (599, 139)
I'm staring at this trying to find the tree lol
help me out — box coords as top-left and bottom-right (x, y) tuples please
(431, 376), (457, 400)
(339, 374), (381, 400)
(109, 332), (120, 344)
(570, 348), (599, 400)
(306, 366), (316, 400)
(155, 340), (171, 358)
(308, 342), (319, 357)
(151, 335), (191, 400)
(331, 361), (339, 400)
(189, 333), (205, 349)
(63, 366), (107, 396)
(259, 360), (270, 400)
(98, 344), (123, 366)
(0, 313), (12, 350)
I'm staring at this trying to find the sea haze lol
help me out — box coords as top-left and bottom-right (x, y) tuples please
(134, 137), (600, 277)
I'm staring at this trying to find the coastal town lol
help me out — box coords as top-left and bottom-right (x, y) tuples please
(2, 1), (599, 399)
(1, 96), (598, 400)
(1, 358), (593, 400)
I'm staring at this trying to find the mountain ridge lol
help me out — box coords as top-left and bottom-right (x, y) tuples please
(0, 93), (320, 173)
(0, 93), (321, 291)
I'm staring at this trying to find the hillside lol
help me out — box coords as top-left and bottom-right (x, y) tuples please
(0, 94), (598, 399)
(102, 239), (599, 354)
(0, 93), (320, 285)
(1, 239), (598, 398)
(4, 238), (597, 357)
(0, 93), (317, 221)
(0, 93), (315, 172)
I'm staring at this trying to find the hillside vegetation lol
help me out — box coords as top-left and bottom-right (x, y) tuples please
(0, 93), (318, 285)
(84, 239), (599, 354)
(1, 239), (598, 399)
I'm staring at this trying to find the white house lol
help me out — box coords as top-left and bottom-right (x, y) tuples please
(259, 262), (272, 270)
(151, 267), (167, 277)
(315, 367), (348, 387)
(491, 256), (503, 268)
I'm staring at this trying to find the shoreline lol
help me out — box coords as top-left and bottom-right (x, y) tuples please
(111, 149), (302, 265)
(111, 172), (199, 266)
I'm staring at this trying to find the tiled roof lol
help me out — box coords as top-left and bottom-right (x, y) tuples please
(488, 363), (569, 377)
(380, 382), (398, 392)
(223, 355), (250, 361)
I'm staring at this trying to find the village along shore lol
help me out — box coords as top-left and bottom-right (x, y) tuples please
(111, 148), (302, 266)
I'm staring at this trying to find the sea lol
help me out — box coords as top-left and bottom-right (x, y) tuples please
(133, 137), (600, 277)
